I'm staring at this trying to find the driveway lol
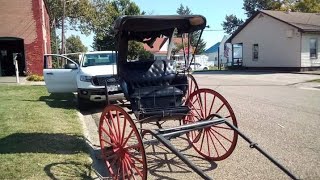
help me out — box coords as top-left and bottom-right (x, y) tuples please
(81, 71), (320, 180)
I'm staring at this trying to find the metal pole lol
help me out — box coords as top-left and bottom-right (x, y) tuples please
(13, 53), (19, 84)
(217, 46), (220, 70)
(224, 121), (298, 180)
(61, 0), (66, 55)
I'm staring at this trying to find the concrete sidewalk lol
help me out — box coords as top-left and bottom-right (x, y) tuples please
(0, 76), (45, 85)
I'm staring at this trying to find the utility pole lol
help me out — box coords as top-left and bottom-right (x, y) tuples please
(61, 0), (66, 54)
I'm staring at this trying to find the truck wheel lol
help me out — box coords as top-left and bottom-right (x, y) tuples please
(77, 96), (87, 111)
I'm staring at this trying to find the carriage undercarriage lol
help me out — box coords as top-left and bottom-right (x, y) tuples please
(97, 15), (297, 180)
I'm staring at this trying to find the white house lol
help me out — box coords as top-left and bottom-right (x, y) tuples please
(227, 10), (320, 71)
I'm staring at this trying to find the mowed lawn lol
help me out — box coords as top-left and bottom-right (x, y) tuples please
(0, 85), (93, 179)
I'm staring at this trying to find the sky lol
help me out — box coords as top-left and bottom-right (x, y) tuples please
(65, 0), (247, 51)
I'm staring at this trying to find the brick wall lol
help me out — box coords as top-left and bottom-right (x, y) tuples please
(0, 0), (51, 75)
(25, 0), (49, 75)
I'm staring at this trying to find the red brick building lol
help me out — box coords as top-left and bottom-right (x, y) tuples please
(0, 0), (51, 76)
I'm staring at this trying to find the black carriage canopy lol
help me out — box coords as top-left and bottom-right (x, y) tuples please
(114, 15), (206, 37)
(114, 15), (206, 68)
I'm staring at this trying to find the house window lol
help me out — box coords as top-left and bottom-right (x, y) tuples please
(253, 44), (259, 61)
(310, 38), (318, 59)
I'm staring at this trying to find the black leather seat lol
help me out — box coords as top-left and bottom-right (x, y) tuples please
(120, 60), (187, 111)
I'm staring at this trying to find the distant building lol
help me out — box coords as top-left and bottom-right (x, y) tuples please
(205, 35), (242, 67)
(0, 0), (51, 76)
(227, 10), (320, 71)
(143, 37), (209, 68)
(204, 42), (220, 66)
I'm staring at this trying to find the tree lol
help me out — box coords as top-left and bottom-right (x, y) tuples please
(47, 0), (95, 55)
(66, 35), (88, 53)
(222, 15), (244, 34)
(243, 0), (282, 18)
(176, 4), (191, 15)
(295, 0), (320, 13)
(46, 0), (94, 29)
(91, 0), (142, 55)
(176, 4), (206, 54)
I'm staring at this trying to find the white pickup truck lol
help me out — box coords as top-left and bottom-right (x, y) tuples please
(43, 51), (122, 110)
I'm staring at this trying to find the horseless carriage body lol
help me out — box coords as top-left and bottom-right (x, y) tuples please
(98, 15), (297, 180)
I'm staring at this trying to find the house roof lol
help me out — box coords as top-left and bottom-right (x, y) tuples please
(143, 37), (192, 54)
(205, 42), (220, 53)
(261, 10), (320, 32)
(227, 10), (320, 43)
(143, 37), (167, 53)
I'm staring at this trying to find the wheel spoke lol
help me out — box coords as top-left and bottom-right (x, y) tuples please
(208, 95), (216, 116)
(121, 113), (127, 145)
(189, 101), (203, 118)
(122, 129), (134, 147)
(126, 155), (144, 177)
(207, 130), (219, 157)
(204, 92), (207, 117)
(100, 126), (117, 143)
(206, 130), (210, 157)
(109, 111), (120, 142)
(209, 130), (227, 151)
(199, 130), (205, 151)
(126, 151), (144, 164)
(216, 104), (225, 114)
(211, 128), (233, 143)
(101, 138), (116, 147)
(103, 116), (118, 142)
(116, 111), (122, 142)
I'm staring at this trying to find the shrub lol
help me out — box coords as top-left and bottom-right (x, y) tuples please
(26, 74), (44, 81)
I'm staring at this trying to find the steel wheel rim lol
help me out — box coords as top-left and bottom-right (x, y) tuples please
(99, 105), (147, 180)
(184, 88), (238, 161)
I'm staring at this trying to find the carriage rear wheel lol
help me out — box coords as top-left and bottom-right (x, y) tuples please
(184, 88), (238, 161)
(99, 105), (147, 180)
(183, 74), (199, 105)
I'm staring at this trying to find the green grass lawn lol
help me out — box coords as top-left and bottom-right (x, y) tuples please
(0, 85), (93, 179)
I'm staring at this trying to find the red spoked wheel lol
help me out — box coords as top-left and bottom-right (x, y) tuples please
(183, 88), (238, 161)
(183, 74), (199, 104)
(99, 105), (147, 180)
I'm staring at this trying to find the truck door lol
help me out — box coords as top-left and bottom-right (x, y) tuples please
(43, 54), (79, 93)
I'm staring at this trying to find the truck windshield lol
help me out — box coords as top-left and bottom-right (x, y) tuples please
(82, 53), (115, 67)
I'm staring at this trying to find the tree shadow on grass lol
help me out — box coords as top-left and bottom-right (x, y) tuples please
(0, 133), (87, 154)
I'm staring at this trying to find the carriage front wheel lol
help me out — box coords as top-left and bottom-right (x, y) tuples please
(99, 105), (147, 180)
(184, 88), (238, 161)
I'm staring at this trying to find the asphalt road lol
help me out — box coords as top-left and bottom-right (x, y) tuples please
(82, 71), (320, 180)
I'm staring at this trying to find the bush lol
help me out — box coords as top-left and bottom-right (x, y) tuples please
(26, 74), (44, 81)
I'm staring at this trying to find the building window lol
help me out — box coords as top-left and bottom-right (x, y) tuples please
(310, 38), (318, 59)
(253, 44), (259, 61)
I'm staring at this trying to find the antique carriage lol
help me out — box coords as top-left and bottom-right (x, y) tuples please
(98, 15), (297, 180)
